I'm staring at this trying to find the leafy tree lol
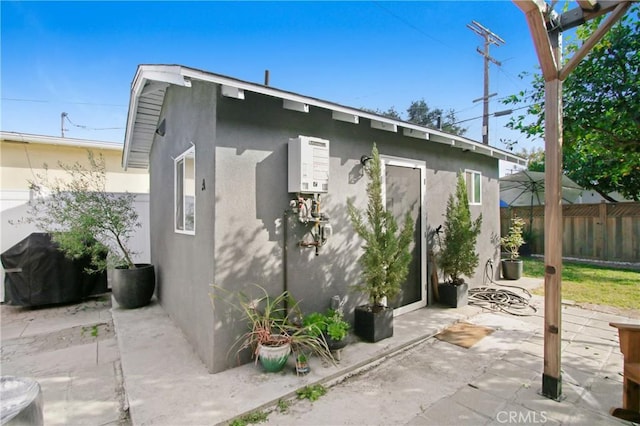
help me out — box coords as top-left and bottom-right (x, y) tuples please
(517, 147), (545, 172)
(406, 99), (467, 136)
(347, 144), (414, 307)
(438, 173), (483, 285)
(503, 4), (640, 201)
(362, 100), (467, 136)
(361, 106), (402, 120)
(15, 152), (140, 270)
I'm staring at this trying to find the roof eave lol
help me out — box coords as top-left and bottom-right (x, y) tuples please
(122, 64), (527, 169)
(1, 131), (122, 151)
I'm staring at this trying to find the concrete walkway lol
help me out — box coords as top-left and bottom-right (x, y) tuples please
(111, 277), (639, 425)
(1, 294), (128, 425)
(2, 277), (638, 425)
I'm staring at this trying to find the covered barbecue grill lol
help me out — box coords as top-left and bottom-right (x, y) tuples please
(1, 233), (107, 306)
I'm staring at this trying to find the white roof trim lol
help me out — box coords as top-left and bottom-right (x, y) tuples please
(1, 131), (122, 151)
(370, 119), (398, 133)
(283, 99), (309, 113)
(221, 85), (245, 99)
(332, 111), (359, 124)
(123, 64), (527, 169)
(403, 128), (429, 140)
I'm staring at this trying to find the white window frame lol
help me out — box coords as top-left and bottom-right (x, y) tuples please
(465, 169), (482, 206)
(174, 145), (196, 235)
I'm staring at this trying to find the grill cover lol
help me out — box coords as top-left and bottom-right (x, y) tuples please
(1, 233), (107, 306)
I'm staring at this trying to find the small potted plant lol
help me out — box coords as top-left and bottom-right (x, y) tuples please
(18, 151), (154, 309)
(437, 172), (483, 308)
(500, 216), (525, 280)
(303, 308), (350, 351)
(347, 144), (414, 342)
(294, 352), (310, 375)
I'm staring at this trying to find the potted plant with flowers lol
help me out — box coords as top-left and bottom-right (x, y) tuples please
(500, 215), (525, 280)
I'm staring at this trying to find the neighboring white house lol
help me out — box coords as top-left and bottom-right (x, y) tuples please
(1, 131), (150, 300)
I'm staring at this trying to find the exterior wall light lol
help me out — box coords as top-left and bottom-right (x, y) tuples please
(360, 155), (372, 167)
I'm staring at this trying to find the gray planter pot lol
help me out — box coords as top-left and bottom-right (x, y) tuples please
(438, 282), (469, 308)
(111, 264), (155, 309)
(501, 259), (523, 280)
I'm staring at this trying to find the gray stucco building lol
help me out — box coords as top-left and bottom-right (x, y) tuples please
(123, 64), (525, 373)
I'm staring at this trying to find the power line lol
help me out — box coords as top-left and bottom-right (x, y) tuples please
(371, 1), (451, 48)
(453, 104), (533, 125)
(2, 98), (48, 103)
(65, 113), (123, 131)
(2, 97), (126, 108)
(61, 112), (124, 137)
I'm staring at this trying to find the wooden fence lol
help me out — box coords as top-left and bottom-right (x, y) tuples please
(500, 202), (640, 263)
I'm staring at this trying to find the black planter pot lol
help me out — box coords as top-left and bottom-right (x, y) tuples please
(324, 334), (348, 351)
(110, 264), (155, 309)
(354, 305), (393, 343)
(438, 282), (469, 308)
(501, 259), (523, 280)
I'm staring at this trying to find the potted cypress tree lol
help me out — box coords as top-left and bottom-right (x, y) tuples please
(437, 172), (483, 308)
(347, 144), (414, 342)
(500, 215), (525, 280)
(19, 151), (155, 309)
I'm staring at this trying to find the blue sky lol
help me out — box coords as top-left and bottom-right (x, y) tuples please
(1, 1), (544, 154)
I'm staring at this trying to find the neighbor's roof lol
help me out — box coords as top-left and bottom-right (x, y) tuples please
(1, 131), (123, 151)
(123, 64), (526, 170)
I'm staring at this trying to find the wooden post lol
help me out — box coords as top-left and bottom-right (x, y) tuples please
(598, 202), (608, 260)
(542, 28), (563, 401)
(514, 0), (631, 403)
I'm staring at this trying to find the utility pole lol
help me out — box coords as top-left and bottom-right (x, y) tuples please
(467, 20), (505, 144)
(61, 112), (68, 138)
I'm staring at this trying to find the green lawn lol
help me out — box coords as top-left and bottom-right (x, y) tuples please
(523, 257), (640, 310)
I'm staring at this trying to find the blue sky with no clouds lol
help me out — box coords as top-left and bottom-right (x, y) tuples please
(1, 1), (544, 154)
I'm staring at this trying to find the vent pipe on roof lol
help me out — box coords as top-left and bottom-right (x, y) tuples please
(264, 69), (270, 86)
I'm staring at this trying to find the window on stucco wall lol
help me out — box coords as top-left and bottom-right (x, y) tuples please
(465, 169), (482, 205)
(175, 146), (195, 234)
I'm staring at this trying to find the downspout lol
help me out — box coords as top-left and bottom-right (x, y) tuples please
(283, 209), (289, 311)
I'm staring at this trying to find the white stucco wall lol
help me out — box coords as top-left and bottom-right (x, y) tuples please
(0, 135), (150, 302)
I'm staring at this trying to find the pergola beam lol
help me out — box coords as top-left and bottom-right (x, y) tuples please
(577, 0), (599, 10)
(559, 1), (632, 80)
(514, 0), (558, 80)
(557, 0), (629, 31)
